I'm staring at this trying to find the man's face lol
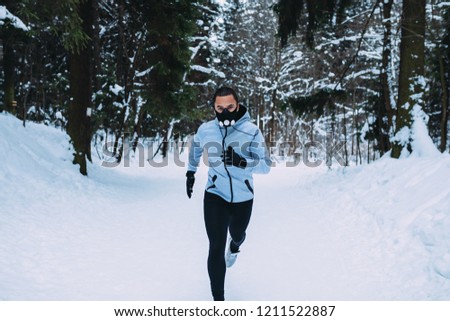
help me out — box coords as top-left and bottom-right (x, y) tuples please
(214, 95), (238, 113)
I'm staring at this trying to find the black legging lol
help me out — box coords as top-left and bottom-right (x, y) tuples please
(203, 191), (253, 301)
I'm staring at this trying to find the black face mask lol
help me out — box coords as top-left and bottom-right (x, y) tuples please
(216, 108), (238, 127)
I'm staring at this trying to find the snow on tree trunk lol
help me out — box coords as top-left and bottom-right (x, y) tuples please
(438, 54), (448, 153)
(410, 105), (440, 157)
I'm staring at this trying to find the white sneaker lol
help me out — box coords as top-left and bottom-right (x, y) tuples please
(225, 240), (239, 268)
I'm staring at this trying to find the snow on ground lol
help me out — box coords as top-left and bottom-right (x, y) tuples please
(1, 113), (450, 300)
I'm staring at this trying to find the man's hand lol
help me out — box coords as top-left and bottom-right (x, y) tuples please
(223, 146), (247, 169)
(186, 171), (195, 198)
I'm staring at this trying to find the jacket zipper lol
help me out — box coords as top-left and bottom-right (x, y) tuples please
(222, 126), (234, 202)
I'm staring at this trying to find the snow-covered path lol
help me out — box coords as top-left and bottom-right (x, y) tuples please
(228, 165), (412, 301)
(1, 114), (450, 300)
(2, 157), (381, 300)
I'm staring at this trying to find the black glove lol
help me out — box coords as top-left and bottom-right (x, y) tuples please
(223, 146), (247, 169)
(186, 171), (195, 198)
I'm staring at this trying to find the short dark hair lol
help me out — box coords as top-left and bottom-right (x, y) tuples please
(212, 86), (239, 106)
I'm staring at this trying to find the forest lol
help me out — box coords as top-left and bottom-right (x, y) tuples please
(1, 0), (449, 175)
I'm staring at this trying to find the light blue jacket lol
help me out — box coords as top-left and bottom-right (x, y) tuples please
(188, 108), (271, 203)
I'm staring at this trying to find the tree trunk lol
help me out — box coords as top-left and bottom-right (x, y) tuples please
(66, 0), (94, 175)
(439, 53), (448, 153)
(92, 0), (101, 93)
(379, 0), (393, 154)
(113, 0), (131, 162)
(3, 36), (15, 114)
(391, 0), (426, 158)
(342, 104), (348, 166)
(1, 0), (17, 114)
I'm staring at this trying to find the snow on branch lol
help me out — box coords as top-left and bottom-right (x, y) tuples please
(0, 6), (29, 31)
(190, 65), (225, 78)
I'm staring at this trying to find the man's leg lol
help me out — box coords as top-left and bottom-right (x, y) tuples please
(204, 192), (230, 300)
(228, 199), (253, 252)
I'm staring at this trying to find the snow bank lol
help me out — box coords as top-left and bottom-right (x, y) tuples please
(316, 155), (450, 299)
(0, 113), (74, 183)
(1, 113), (450, 300)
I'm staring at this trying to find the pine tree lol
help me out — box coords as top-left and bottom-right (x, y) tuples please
(0, 0), (29, 114)
(15, 0), (96, 174)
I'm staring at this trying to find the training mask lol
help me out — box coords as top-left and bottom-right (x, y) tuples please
(216, 108), (237, 127)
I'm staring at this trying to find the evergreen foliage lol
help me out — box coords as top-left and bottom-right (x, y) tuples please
(273, 0), (354, 47)
(1, 0), (449, 174)
(288, 89), (346, 119)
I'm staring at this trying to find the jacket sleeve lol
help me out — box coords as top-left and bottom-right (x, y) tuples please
(246, 129), (272, 174)
(187, 129), (203, 173)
